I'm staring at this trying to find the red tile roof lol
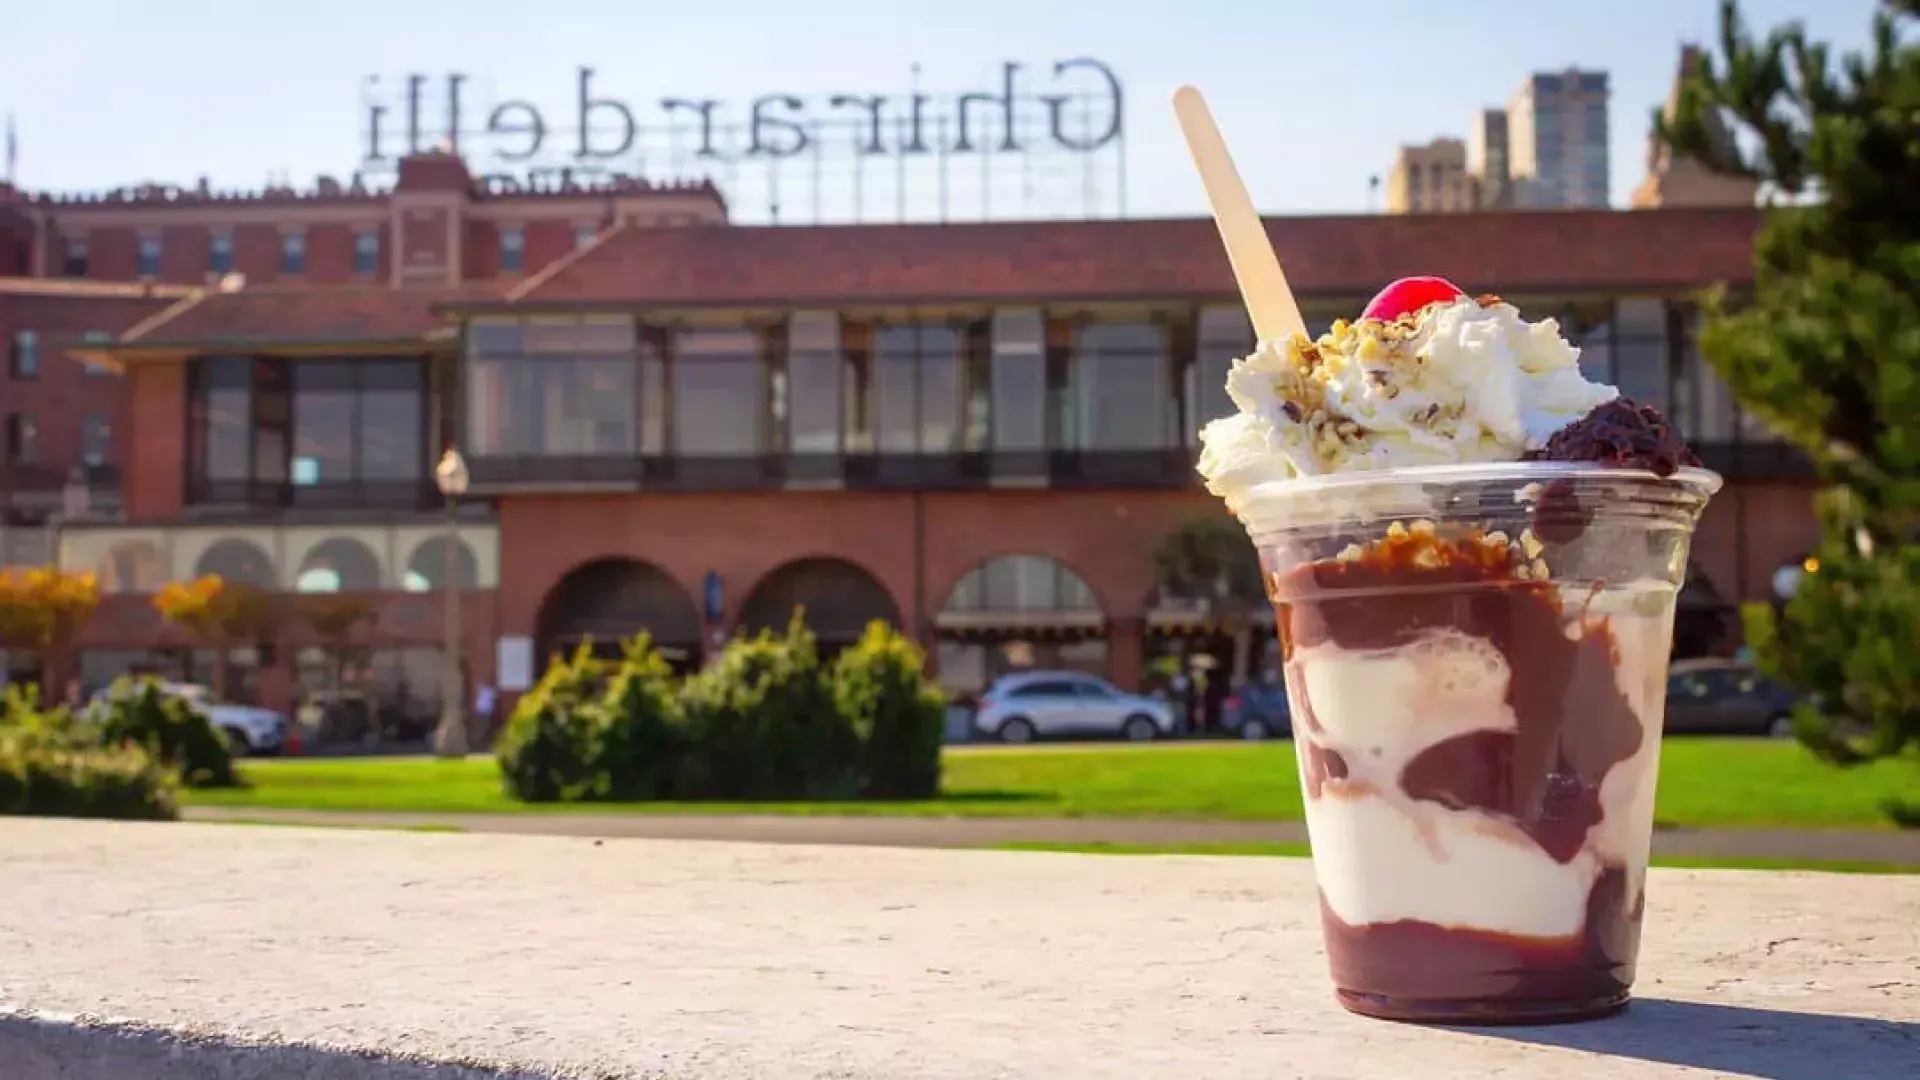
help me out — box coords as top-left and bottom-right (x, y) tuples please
(485, 207), (1760, 309)
(115, 284), (497, 347)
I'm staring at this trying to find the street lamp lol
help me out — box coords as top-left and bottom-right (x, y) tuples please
(432, 447), (470, 759)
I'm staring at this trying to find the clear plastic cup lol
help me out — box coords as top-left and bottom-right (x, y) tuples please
(1234, 462), (1720, 1025)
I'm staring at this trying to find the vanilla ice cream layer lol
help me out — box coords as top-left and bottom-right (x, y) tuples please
(1289, 614), (1666, 938)
(1200, 297), (1618, 507)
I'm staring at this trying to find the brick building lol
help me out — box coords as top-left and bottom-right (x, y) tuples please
(1, 152), (1812, 737)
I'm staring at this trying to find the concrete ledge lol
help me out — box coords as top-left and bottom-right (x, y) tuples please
(1, 820), (1915, 1079)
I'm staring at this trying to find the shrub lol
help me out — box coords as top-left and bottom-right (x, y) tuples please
(95, 678), (241, 789)
(594, 634), (685, 801)
(495, 643), (610, 803)
(833, 621), (945, 799)
(0, 714), (176, 821)
(677, 615), (860, 800)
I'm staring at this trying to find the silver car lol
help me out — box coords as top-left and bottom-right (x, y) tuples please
(972, 671), (1175, 744)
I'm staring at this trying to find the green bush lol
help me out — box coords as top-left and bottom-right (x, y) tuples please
(594, 635), (684, 800)
(677, 615), (860, 800)
(0, 712), (177, 821)
(95, 678), (240, 789)
(833, 621), (945, 799)
(495, 643), (612, 803)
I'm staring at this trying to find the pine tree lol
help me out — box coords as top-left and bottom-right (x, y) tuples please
(1660, 0), (1920, 778)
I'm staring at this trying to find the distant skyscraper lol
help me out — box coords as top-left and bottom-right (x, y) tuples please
(1384, 138), (1476, 214)
(1467, 110), (1511, 209)
(1506, 69), (1611, 208)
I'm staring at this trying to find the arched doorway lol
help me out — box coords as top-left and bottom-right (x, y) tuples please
(403, 536), (479, 592)
(536, 558), (704, 674)
(935, 553), (1105, 698)
(193, 538), (277, 589)
(295, 537), (383, 593)
(736, 557), (901, 656)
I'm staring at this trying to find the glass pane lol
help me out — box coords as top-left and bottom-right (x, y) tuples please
(991, 310), (1044, 451)
(543, 356), (637, 455)
(205, 385), (251, 481)
(674, 328), (762, 456)
(787, 314), (841, 455)
(1191, 306), (1250, 443)
(919, 327), (960, 453)
(293, 362), (356, 485)
(1073, 321), (1167, 450)
(361, 386), (423, 479)
(875, 326), (918, 453)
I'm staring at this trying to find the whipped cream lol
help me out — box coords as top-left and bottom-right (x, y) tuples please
(1198, 297), (1617, 503)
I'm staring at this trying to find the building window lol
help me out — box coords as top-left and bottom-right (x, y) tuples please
(280, 232), (306, 275)
(137, 235), (162, 277)
(3, 413), (36, 464)
(8, 330), (36, 379)
(81, 413), (111, 466)
(1068, 321), (1170, 451)
(291, 359), (425, 500)
(990, 310), (1044, 452)
(62, 237), (88, 277)
(572, 224), (597, 249)
(463, 317), (639, 457)
(785, 312), (843, 455)
(1187, 306), (1250, 445)
(188, 354), (424, 505)
(500, 227), (525, 273)
(354, 229), (380, 276)
(873, 322), (963, 454)
(208, 234), (234, 275)
(672, 326), (763, 456)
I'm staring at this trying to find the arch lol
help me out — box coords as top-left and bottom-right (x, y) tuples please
(98, 539), (167, 593)
(940, 553), (1101, 615)
(295, 536), (383, 593)
(737, 557), (902, 645)
(403, 535), (479, 592)
(192, 538), (276, 589)
(536, 558), (703, 658)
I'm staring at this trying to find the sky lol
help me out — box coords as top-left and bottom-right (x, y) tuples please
(0, 0), (1884, 225)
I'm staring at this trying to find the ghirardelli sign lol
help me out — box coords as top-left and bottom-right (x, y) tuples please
(361, 59), (1123, 170)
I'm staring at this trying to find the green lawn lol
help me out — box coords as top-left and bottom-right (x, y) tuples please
(184, 739), (1919, 830)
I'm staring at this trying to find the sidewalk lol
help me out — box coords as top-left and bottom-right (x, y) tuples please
(2, 820), (1915, 1079)
(183, 806), (1920, 864)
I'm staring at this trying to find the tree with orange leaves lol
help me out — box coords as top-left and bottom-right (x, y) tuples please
(151, 575), (279, 700)
(0, 566), (101, 702)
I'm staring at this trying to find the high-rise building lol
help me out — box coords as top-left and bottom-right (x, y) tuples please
(1631, 46), (1759, 209)
(1384, 139), (1477, 214)
(1506, 69), (1611, 208)
(1467, 110), (1512, 209)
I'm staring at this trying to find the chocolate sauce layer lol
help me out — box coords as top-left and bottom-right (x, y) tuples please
(1275, 531), (1643, 865)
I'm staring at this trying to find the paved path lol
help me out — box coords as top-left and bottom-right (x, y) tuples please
(183, 805), (1920, 864)
(2, 820), (1916, 1079)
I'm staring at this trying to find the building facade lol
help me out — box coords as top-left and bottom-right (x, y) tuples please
(1, 152), (1814, 741)
(1384, 139), (1477, 214)
(1505, 68), (1613, 209)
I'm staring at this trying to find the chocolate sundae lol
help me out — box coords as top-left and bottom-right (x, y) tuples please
(1199, 275), (1720, 1024)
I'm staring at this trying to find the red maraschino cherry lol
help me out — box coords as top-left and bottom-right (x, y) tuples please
(1360, 276), (1468, 321)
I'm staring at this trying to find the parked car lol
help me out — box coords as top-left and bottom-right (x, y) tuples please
(1664, 659), (1798, 737)
(89, 681), (288, 757)
(1220, 680), (1292, 740)
(973, 671), (1176, 743)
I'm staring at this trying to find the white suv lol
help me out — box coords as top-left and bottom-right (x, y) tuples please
(89, 682), (287, 757)
(973, 672), (1175, 744)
